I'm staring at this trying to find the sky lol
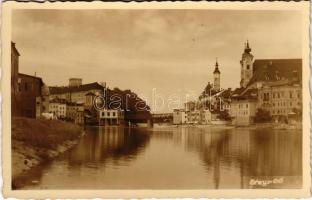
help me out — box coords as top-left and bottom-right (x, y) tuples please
(12, 9), (302, 112)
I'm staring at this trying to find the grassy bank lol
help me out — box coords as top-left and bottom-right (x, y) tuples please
(12, 117), (83, 188)
(12, 117), (82, 149)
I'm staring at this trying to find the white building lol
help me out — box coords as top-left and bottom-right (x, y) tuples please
(99, 109), (124, 126)
(49, 98), (67, 119)
(173, 109), (187, 125)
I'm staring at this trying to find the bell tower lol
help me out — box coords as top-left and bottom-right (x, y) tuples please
(240, 40), (254, 88)
(213, 58), (221, 91)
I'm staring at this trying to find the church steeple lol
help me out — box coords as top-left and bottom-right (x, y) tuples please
(244, 40), (251, 54)
(213, 58), (220, 74)
(213, 58), (221, 91)
(240, 40), (254, 88)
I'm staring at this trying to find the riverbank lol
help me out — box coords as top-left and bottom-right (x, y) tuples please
(157, 122), (302, 130)
(12, 117), (83, 188)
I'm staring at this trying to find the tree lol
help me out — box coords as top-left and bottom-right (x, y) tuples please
(217, 110), (231, 121)
(254, 108), (272, 123)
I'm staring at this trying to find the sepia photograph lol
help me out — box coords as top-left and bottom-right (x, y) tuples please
(1, 1), (310, 198)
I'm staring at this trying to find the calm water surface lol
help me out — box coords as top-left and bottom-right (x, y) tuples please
(21, 126), (302, 189)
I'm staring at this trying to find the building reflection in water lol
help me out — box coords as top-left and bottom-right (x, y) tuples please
(67, 126), (151, 169)
(170, 127), (302, 189)
(20, 126), (302, 189)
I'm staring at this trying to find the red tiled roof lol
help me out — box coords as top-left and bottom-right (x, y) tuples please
(232, 88), (258, 100)
(247, 59), (302, 86)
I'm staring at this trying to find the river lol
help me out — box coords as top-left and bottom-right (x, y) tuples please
(20, 126), (302, 189)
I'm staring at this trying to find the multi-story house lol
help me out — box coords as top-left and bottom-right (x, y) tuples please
(99, 109), (124, 126)
(49, 98), (67, 119)
(11, 42), (48, 118)
(66, 102), (84, 121)
(49, 80), (105, 104)
(173, 109), (187, 125)
(258, 80), (301, 121)
(230, 88), (258, 126)
(230, 41), (302, 125)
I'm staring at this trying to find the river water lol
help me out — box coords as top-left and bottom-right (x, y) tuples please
(20, 126), (302, 189)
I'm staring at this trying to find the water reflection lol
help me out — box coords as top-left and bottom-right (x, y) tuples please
(20, 126), (302, 189)
(169, 127), (302, 188)
(68, 126), (151, 168)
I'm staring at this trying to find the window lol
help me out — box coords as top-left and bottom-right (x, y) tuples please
(107, 112), (110, 116)
(264, 93), (270, 101)
(289, 91), (292, 98)
(113, 112), (116, 116)
(246, 104), (248, 108)
(247, 65), (250, 70)
(24, 83), (28, 91)
(102, 112), (105, 117)
(277, 93), (280, 98)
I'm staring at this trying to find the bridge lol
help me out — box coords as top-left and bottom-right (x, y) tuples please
(151, 113), (173, 123)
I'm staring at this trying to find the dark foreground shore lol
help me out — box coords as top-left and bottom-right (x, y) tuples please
(12, 117), (83, 189)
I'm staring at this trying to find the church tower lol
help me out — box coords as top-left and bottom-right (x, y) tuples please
(240, 40), (254, 88)
(213, 58), (221, 91)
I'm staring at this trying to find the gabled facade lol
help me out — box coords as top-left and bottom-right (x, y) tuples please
(230, 88), (258, 126)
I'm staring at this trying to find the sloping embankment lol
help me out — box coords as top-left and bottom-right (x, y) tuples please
(12, 117), (83, 188)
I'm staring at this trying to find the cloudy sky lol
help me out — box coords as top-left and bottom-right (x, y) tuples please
(12, 9), (302, 112)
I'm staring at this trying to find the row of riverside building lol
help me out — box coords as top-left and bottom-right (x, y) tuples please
(11, 42), (125, 125)
(173, 41), (302, 126)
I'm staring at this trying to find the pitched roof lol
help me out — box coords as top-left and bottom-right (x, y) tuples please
(49, 82), (104, 94)
(18, 73), (43, 84)
(247, 59), (302, 86)
(50, 98), (67, 104)
(232, 87), (245, 97)
(232, 88), (258, 100)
